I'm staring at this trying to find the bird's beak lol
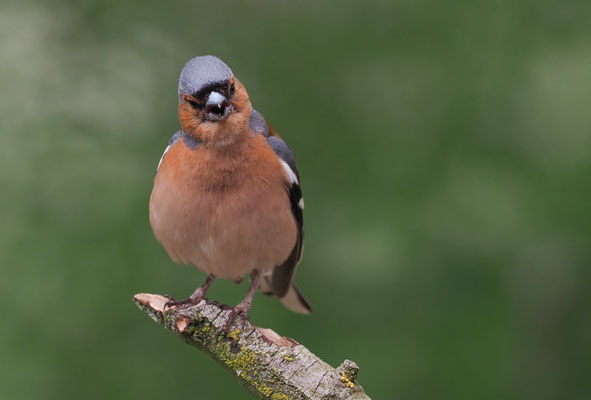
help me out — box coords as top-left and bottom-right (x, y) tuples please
(204, 91), (233, 121)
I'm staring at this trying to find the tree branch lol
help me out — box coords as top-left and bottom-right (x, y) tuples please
(134, 293), (372, 400)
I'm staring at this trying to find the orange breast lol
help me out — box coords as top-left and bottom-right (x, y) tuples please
(149, 134), (297, 280)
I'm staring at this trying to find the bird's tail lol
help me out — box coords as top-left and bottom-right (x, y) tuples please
(260, 277), (312, 314)
(279, 283), (312, 314)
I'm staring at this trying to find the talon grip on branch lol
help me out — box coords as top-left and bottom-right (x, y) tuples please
(133, 293), (372, 400)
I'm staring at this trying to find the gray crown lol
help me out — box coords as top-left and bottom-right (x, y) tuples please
(178, 55), (233, 102)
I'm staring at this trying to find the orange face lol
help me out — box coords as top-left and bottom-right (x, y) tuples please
(178, 76), (252, 146)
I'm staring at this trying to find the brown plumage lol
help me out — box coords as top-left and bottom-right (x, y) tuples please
(149, 56), (310, 323)
(150, 133), (297, 280)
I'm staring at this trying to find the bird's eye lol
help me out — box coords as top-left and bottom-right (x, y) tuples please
(182, 94), (203, 109)
(229, 82), (235, 96)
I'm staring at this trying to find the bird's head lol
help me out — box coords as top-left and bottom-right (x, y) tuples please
(177, 55), (252, 146)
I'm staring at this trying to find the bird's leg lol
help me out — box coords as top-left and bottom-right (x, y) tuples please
(165, 275), (215, 309)
(222, 270), (262, 330)
(189, 274), (215, 302)
(233, 270), (262, 314)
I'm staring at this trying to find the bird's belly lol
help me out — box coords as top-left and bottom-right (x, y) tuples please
(149, 174), (297, 280)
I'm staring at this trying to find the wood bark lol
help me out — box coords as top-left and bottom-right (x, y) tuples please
(134, 293), (372, 400)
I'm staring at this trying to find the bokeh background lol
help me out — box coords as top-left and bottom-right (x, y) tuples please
(1, 0), (590, 399)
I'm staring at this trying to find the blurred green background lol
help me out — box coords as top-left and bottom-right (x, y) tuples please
(1, 0), (590, 399)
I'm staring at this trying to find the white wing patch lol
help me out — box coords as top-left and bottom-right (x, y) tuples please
(280, 160), (299, 185)
(157, 145), (172, 171)
(298, 198), (304, 209)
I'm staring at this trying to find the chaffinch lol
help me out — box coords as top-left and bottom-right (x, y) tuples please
(149, 55), (310, 324)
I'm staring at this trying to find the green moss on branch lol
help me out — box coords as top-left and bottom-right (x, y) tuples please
(134, 293), (371, 400)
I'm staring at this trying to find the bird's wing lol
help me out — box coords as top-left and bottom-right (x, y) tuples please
(156, 131), (181, 171)
(249, 108), (280, 138)
(156, 130), (200, 171)
(249, 109), (269, 136)
(266, 135), (304, 298)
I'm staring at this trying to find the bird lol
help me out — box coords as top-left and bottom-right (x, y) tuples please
(149, 55), (311, 326)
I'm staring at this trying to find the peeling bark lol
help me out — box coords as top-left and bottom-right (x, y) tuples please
(134, 293), (372, 400)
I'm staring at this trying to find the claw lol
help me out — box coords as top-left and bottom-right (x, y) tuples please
(163, 296), (204, 311)
(163, 276), (215, 312)
(163, 299), (186, 311)
(221, 270), (261, 330)
(221, 305), (250, 331)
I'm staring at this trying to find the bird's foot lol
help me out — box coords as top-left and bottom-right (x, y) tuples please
(222, 302), (251, 331)
(164, 294), (206, 311)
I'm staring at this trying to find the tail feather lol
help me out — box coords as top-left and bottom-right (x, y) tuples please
(279, 283), (312, 314)
(259, 277), (311, 314)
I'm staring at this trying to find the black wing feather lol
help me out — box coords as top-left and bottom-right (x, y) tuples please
(266, 136), (304, 298)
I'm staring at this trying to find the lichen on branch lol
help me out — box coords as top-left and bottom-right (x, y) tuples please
(133, 293), (371, 400)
